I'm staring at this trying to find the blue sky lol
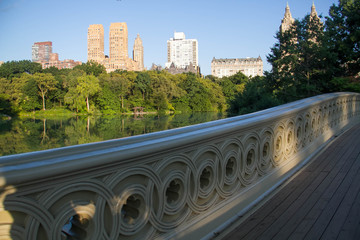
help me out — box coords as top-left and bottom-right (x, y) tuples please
(0, 0), (338, 75)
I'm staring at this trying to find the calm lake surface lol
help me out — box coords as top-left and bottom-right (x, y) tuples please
(0, 112), (228, 156)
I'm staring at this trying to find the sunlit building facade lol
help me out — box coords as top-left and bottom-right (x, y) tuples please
(87, 24), (105, 62)
(87, 23), (143, 72)
(211, 57), (263, 78)
(133, 34), (144, 70)
(308, 3), (323, 43)
(280, 3), (295, 33)
(109, 22), (128, 63)
(166, 32), (198, 69)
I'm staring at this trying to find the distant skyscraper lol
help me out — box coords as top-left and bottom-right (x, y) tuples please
(109, 22), (128, 62)
(166, 32), (198, 69)
(309, 2), (323, 43)
(87, 24), (104, 62)
(133, 34), (144, 70)
(280, 3), (295, 33)
(87, 22), (142, 72)
(310, 2), (320, 21)
(32, 41), (52, 62)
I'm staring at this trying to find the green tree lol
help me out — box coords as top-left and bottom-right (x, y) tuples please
(74, 61), (106, 77)
(43, 67), (70, 108)
(97, 73), (120, 113)
(218, 72), (248, 103)
(178, 73), (213, 112)
(228, 71), (249, 85)
(134, 72), (151, 100)
(0, 73), (32, 112)
(267, 21), (300, 102)
(76, 74), (101, 113)
(219, 78), (237, 100)
(64, 87), (84, 113)
(0, 94), (16, 116)
(96, 85), (119, 114)
(325, 0), (360, 77)
(199, 78), (227, 111)
(267, 0), (359, 103)
(22, 78), (41, 111)
(295, 14), (332, 97)
(149, 71), (184, 111)
(108, 72), (131, 110)
(63, 69), (85, 112)
(229, 76), (280, 115)
(0, 60), (42, 79)
(267, 11), (333, 102)
(33, 73), (57, 111)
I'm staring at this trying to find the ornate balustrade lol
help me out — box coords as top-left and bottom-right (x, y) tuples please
(0, 92), (359, 240)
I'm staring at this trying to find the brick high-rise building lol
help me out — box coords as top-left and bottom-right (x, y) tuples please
(87, 24), (105, 62)
(133, 34), (144, 70)
(32, 41), (81, 69)
(32, 41), (52, 62)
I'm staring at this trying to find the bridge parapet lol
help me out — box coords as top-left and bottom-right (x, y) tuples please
(0, 92), (359, 240)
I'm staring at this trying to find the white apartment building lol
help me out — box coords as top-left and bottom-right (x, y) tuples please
(211, 57), (263, 78)
(166, 32), (198, 69)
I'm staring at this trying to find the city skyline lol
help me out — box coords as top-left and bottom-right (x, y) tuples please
(0, 0), (338, 75)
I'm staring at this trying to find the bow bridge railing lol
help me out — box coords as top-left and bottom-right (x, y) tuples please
(0, 92), (359, 240)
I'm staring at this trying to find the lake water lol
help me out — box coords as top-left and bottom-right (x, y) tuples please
(0, 112), (228, 156)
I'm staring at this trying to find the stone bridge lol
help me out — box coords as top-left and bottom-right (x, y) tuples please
(0, 92), (359, 240)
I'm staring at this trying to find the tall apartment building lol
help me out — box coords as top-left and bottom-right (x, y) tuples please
(166, 32), (198, 69)
(309, 3), (323, 43)
(280, 3), (321, 35)
(109, 22), (128, 62)
(32, 41), (81, 69)
(133, 34), (144, 70)
(87, 24), (104, 62)
(87, 23), (143, 72)
(310, 2), (319, 21)
(211, 57), (263, 78)
(32, 41), (52, 62)
(280, 3), (295, 33)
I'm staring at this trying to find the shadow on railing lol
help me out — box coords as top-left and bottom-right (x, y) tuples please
(0, 92), (359, 240)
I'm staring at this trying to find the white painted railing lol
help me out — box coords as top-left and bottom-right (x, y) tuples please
(0, 92), (359, 240)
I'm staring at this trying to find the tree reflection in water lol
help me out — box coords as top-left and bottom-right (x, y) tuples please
(0, 112), (227, 156)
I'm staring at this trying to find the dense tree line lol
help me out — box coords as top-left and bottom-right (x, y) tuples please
(0, 61), (236, 116)
(0, 0), (359, 118)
